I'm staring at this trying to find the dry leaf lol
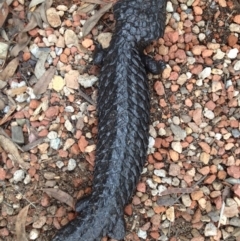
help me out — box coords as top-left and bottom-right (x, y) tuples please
(82, 0), (106, 4)
(15, 205), (30, 241)
(0, 1), (9, 28)
(82, 2), (113, 37)
(6, 0), (14, 5)
(34, 50), (50, 78)
(33, 11), (43, 28)
(6, 86), (27, 96)
(0, 134), (29, 169)
(43, 188), (75, 209)
(0, 57), (19, 81)
(77, 3), (96, 14)
(39, 0), (53, 24)
(33, 66), (56, 95)
(29, 0), (45, 9)
(0, 42), (9, 65)
(22, 14), (39, 32)
(22, 137), (44, 152)
(10, 33), (31, 57)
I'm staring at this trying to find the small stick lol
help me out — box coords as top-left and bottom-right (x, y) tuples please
(79, 89), (96, 106)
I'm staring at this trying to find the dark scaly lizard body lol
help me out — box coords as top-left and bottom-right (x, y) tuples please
(53, 0), (167, 240)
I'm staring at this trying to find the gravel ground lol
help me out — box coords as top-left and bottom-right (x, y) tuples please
(0, 0), (240, 240)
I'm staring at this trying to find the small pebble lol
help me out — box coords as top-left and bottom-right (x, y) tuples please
(56, 161), (64, 169)
(47, 131), (58, 140)
(203, 109), (215, 119)
(204, 223), (217, 236)
(65, 120), (74, 132)
(11, 125), (24, 144)
(137, 229), (147, 239)
(227, 48), (238, 59)
(68, 158), (77, 171)
(78, 74), (98, 88)
(50, 138), (61, 150)
(154, 169), (166, 177)
(29, 229), (40, 240)
(233, 60), (240, 71)
(166, 1), (173, 12)
(13, 170), (25, 183)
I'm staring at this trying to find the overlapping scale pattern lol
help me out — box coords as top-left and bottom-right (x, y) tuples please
(53, 0), (167, 240)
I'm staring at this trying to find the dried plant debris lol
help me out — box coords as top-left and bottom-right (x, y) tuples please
(15, 205), (30, 241)
(43, 188), (75, 209)
(0, 1), (9, 28)
(0, 57), (19, 81)
(0, 134), (29, 169)
(82, 2), (113, 37)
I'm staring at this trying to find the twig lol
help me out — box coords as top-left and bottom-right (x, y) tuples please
(21, 137), (45, 152)
(12, 184), (37, 208)
(79, 89), (96, 106)
(172, 175), (207, 205)
(218, 186), (231, 228)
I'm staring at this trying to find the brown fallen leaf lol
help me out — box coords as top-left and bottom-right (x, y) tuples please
(0, 134), (29, 169)
(82, 2), (113, 37)
(0, 1), (9, 28)
(77, 3), (96, 15)
(22, 137), (45, 152)
(10, 33), (31, 57)
(22, 14), (39, 32)
(33, 11), (44, 28)
(33, 66), (56, 95)
(6, 86), (27, 96)
(0, 128), (24, 153)
(43, 188), (75, 209)
(82, 0), (107, 4)
(15, 204), (30, 241)
(0, 57), (19, 81)
(39, 0), (53, 24)
(29, 0), (46, 9)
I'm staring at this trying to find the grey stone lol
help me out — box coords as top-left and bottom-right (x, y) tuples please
(11, 125), (24, 144)
(45, 180), (56, 187)
(68, 158), (77, 171)
(181, 114), (191, 123)
(232, 129), (240, 138)
(230, 217), (240, 227)
(44, 172), (56, 180)
(170, 124), (186, 140)
(56, 161), (64, 169)
(181, 194), (191, 207)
